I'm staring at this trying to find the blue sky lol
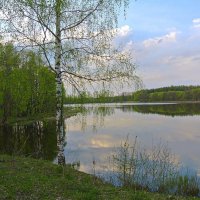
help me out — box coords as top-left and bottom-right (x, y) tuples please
(117, 0), (200, 89)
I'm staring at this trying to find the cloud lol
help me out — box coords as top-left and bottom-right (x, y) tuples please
(133, 28), (200, 89)
(192, 18), (200, 24)
(193, 24), (200, 29)
(117, 25), (132, 37)
(121, 40), (134, 53)
(143, 32), (177, 48)
(112, 26), (135, 60)
(192, 18), (200, 28)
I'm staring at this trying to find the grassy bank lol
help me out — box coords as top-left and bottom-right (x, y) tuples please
(0, 155), (198, 200)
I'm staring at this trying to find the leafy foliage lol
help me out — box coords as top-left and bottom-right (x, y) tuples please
(133, 86), (200, 102)
(0, 43), (56, 123)
(64, 85), (200, 104)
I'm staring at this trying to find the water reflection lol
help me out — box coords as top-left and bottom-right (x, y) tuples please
(117, 103), (200, 116)
(0, 120), (57, 160)
(1, 103), (200, 176)
(72, 102), (200, 117)
(65, 103), (200, 177)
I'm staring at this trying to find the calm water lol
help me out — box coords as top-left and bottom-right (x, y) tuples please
(1, 103), (200, 177)
(0, 120), (57, 160)
(64, 103), (200, 176)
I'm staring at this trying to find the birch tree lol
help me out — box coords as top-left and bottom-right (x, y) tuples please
(0, 0), (140, 164)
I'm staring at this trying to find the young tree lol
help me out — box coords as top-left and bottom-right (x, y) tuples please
(0, 0), (140, 164)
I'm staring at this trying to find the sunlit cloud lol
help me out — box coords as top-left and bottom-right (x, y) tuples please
(143, 32), (177, 48)
(117, 25), (132, 37)
(130, 21), (200, 88)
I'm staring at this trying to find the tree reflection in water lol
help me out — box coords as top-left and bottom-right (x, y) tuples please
(0, 120), (58, 160)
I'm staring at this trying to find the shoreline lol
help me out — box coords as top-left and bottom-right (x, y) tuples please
(0, 154), (197, 200)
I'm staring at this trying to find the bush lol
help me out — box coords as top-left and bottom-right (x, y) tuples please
(106, 136), (200, 197)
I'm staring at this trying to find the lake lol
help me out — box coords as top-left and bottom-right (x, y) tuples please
(1, 102), (200, 178)
(64, 103), (200, 177)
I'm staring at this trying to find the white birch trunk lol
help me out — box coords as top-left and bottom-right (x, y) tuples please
(55, 0), (65, 165)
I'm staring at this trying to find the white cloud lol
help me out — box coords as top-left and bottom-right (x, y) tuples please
(122, 40), (134, 52)
(143, 32), (177, 48)
(192, 18), (200, 24)
(192, 18), (200, 29)
(117, 25), (132, 37)
(193, 24), (200, 28)
(134, 28), (200, 89)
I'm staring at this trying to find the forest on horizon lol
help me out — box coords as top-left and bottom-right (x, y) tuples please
(64, 85), (200, 103)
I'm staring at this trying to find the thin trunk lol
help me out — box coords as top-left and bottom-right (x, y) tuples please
(55, 0), (65, 165)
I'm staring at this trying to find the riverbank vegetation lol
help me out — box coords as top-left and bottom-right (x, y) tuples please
(0, 155), (198, 200)
(0, 43), (57, 124)
(64, 85), (200, 104)
(133, 86), (200, 102)
(106, 137), (200, 197)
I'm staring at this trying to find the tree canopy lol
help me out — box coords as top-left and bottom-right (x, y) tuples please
(0, 43), (56, 123)
(0, 0), (139, 93)
(0, 0), (140, 164)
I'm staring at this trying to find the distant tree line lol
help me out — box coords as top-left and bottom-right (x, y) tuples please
(133, 85), (200, 102)
(64, 85), (200, 104)
(0, 43), (56, 123)
(64, 90), (115, 104)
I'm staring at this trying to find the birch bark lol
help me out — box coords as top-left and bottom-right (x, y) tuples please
(55, 0), (65, 165)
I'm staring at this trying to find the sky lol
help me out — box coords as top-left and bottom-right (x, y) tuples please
(117, 0), (200, 89)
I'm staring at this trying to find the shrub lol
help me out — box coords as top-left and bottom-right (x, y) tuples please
(106, 136), (200, 197)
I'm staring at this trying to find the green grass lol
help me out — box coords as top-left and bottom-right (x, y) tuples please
(0, 155), (198, 200)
